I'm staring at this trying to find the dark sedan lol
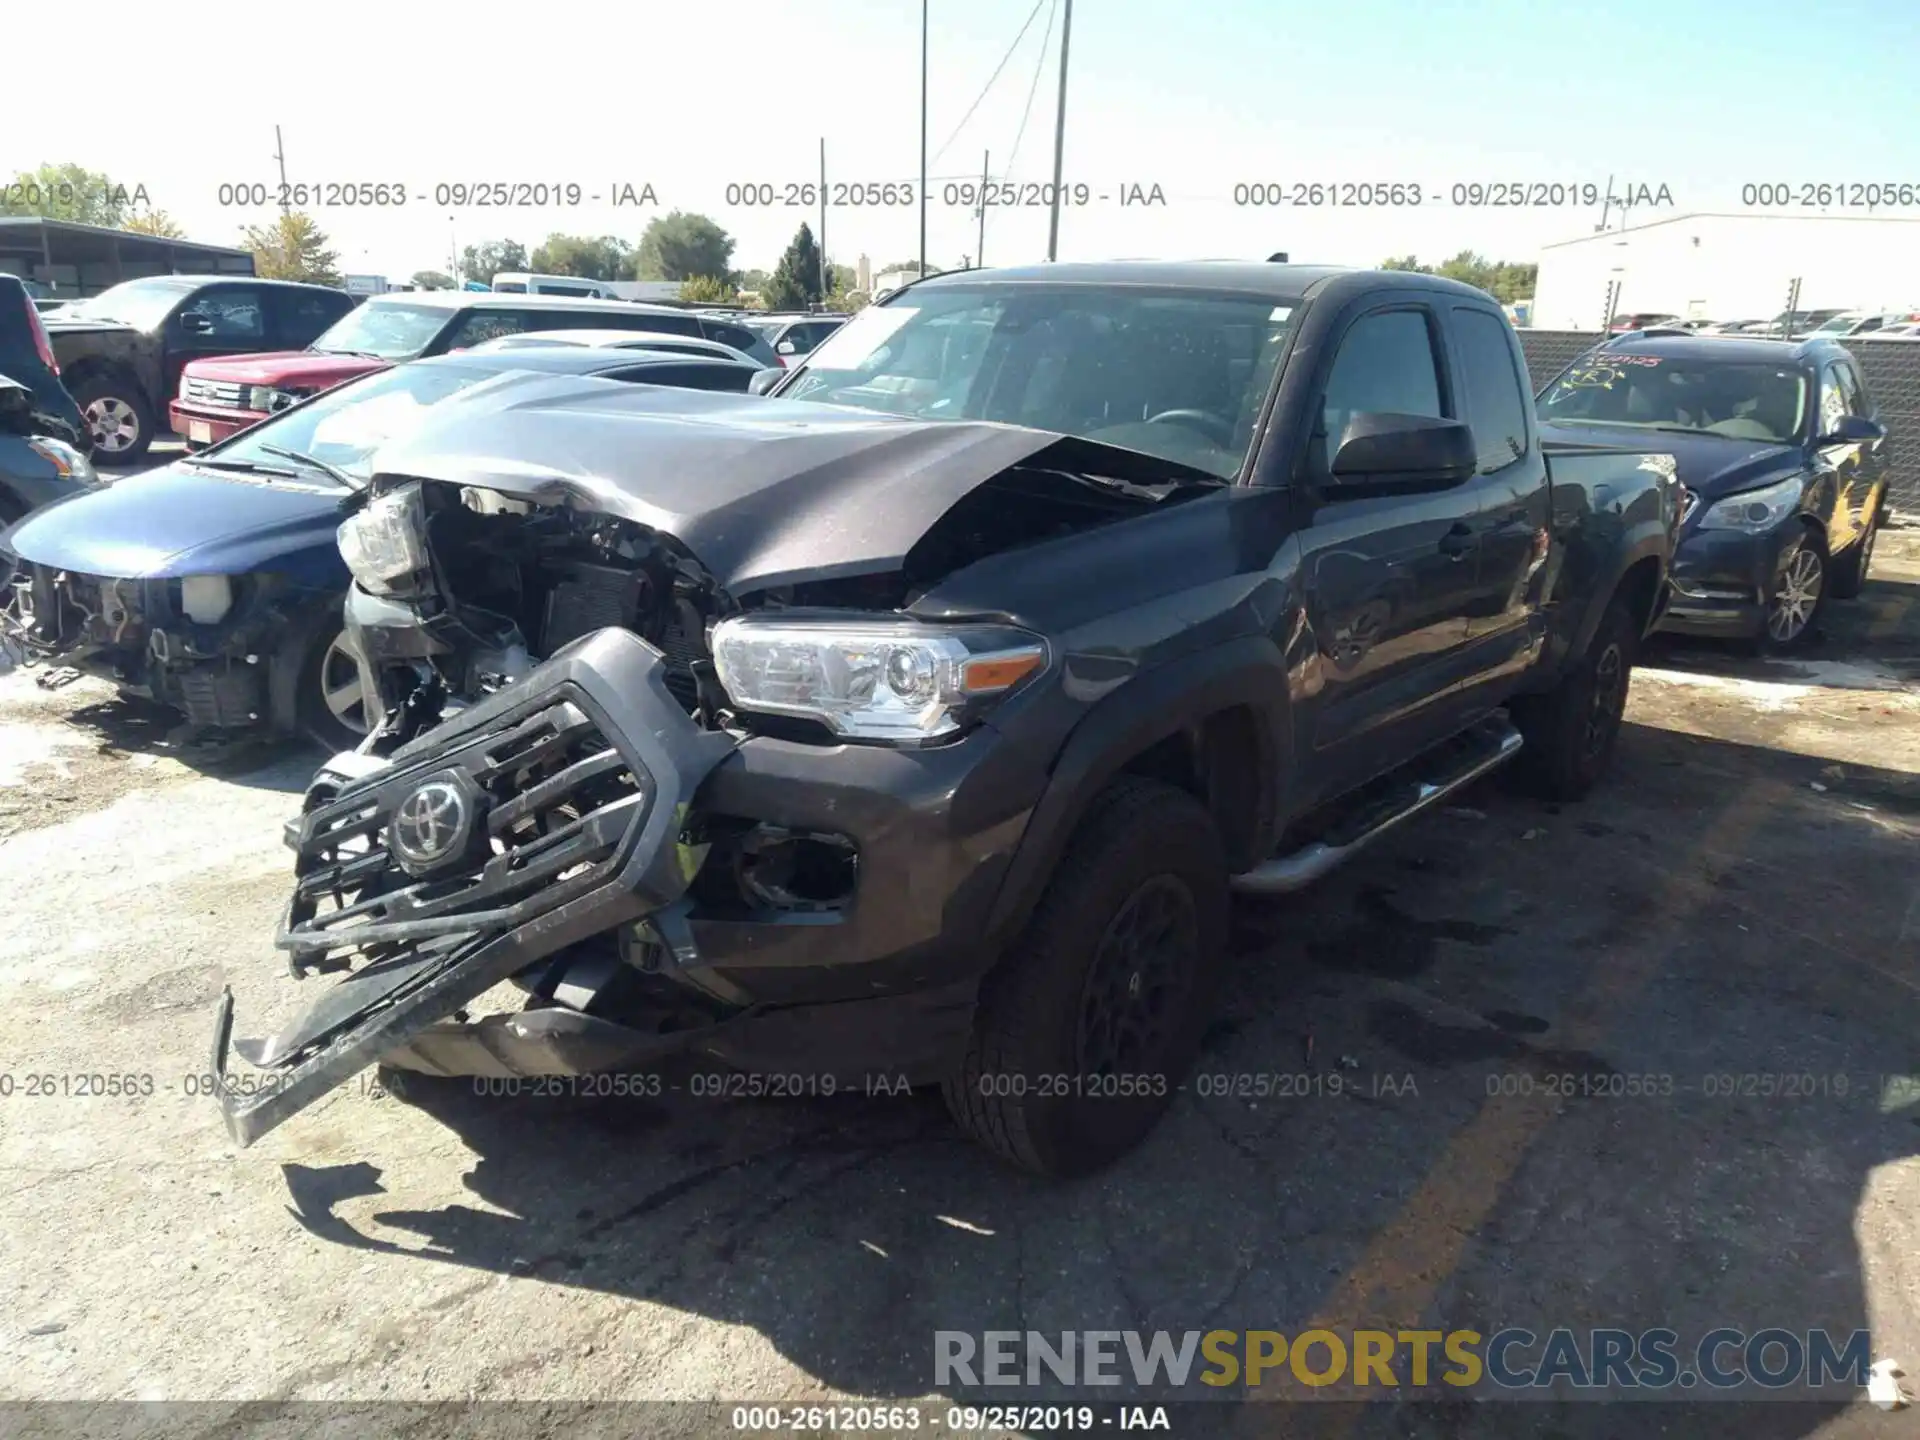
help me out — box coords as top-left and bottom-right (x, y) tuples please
(1537, 334), (1889, 650)
(5, 347), (761, 745)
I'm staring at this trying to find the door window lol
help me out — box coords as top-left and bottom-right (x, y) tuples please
(1817, 363), (1849, 435)
(1833, 360), (1870, 417)
(179, 287), (266, 341)
(271, 289), (351, 347)
(442, 309), (538, 348)
(1449, 307), (1530, 472)
(1317, 308), (1445, 469)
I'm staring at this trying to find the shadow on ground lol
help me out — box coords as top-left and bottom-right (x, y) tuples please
(277, 719), (1919, 1434)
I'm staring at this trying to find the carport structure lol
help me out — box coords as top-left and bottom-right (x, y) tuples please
(0, 217), (253, 299)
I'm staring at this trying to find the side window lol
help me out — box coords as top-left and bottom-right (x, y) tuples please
(1317, 308), (1446, 464)
(597, 309), (696, 337)
(1449, 307), (1530, 472)
(272, 289), (350, 346)
(1834, 360), (1870, 417)
(700, 321), (760, 352)
(179, 286), (266, 340)
(611, 363), (751, 392)
(442, 309), (534, 348)
(1817, 362), (1848, 435)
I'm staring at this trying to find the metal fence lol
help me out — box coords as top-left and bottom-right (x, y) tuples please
(1516, 331), (1920, 514)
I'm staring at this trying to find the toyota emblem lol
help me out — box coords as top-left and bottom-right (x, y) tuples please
(389, 780), (470, 868)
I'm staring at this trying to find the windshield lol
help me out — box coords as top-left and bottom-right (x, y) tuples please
(1538, 355), (1809, 443)
(779, 285), (1296, 479)
(59, 278), (195, 330)
(310, 300), (453, 359)
(1811, 315), (1861, 334)
(204, 361), (499, 481)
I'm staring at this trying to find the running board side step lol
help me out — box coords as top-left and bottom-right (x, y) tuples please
(1231, 715), (1524, 895)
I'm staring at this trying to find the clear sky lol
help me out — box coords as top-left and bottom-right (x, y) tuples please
(8, 0), (1918, 282)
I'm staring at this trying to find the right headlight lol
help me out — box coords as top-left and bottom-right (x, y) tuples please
(337, 484), (428, 592)
(711, 616), (1047, 742)
(1695, 475), (1804, 533)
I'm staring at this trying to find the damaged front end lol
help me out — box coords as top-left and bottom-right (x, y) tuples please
(6, 565), (296, 728)
(213, 627), (737, 1146)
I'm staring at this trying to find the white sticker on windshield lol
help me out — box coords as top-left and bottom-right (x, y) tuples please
(811, 304), (918, 368)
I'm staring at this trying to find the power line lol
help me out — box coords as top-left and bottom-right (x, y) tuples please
(1003, 0), (1057, 177)
(930, 0), (1050, 169)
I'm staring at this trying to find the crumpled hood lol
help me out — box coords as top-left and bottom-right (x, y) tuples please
(8, 461), (351, 579)
(184, 351), (391, 388)
(367, 374), (1098, 594)
(1539, 422), (1803, 502)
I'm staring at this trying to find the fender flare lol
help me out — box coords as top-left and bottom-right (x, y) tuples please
(983, 635), (1293, 945)
(1566, 528), (1671, 669)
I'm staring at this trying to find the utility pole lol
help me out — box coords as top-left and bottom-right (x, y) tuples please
(976, 149), (990, 268)
(1046, 0), (1075, 261)
(273, 126), (291, 215)
(1595, 172), (1614, 232)
(919, 0), (929, 277)
(819, 138), (829, 305)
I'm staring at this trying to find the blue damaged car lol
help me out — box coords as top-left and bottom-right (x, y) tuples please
(3, 345), (761, 745)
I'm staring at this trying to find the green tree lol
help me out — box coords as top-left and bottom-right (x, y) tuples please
(1378, 250), (1537, 304)
(633, 211), (736, 282)
(242, 212), (342, 285)
(762, 223), (826, 312)
(529, 233), (633, 280)
(737, 267), (770, 292)
(0, 162), (150, 227)
(410, 270), (455, 290)
(122, 209), (187, 238)
(459, 239), (529, 285)
(677, 275), (737, 304)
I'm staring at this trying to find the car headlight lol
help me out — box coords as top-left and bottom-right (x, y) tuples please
(28, 437), (98, 485)
(1695, 475), (1805, 533)
(711, 617), (1047, 741)
(246, 386), (310, 413)
(337, 484), (428, 593)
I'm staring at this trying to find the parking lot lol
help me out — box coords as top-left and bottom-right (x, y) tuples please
(2, 527), (1917, 1435)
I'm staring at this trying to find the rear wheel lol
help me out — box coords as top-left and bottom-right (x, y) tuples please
(1510, 592), (1640, 801)
(72, 376), (153, 466)
(944, 777), (1229, 1178)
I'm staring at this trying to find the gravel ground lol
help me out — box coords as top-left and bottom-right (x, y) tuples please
(1, 531), (1917, 1438)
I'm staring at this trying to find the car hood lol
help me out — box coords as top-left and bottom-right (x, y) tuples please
(367, 374), (1217, 594)
(1538, 422), (1803, 501)
(183, 351), (392, 387)
(8, 461), (351, 578)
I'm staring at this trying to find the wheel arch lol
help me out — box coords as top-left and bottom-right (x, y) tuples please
(983, 636), (1293, 947)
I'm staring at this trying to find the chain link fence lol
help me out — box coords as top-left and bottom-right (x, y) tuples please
(1516, 331), (1920, 515)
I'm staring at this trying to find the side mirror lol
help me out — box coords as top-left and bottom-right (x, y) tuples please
(748, 367), (783, 396)
(1329, 412), (1478, 490)
(179, 312), (214, 335)
(776, 340), (797, 355)
(1817, 414), (1885, 446)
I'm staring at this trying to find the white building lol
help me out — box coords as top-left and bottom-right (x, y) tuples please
(1530, 213), (1920, 330)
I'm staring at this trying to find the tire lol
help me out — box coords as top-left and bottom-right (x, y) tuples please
(1509, 593), (1640, 802)
(294, 617), (373, 749)
(943, 777), (1229, 1178)
(72, 375), (154, 466)
(1751, 527), (1827, 652)
(1827, 508), (1879, 601)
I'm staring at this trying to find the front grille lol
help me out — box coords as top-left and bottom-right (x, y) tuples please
(284, 693), (651, 959)
(181, 376), (249, 408)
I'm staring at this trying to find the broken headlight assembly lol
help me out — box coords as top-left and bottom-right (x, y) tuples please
(711, 617), (1046, 742)
(337, 483), (427, 593)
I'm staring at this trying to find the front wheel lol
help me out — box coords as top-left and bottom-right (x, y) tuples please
(944, 777), (1229, 1178)
(72, 376), (154, 466)
(294, 620), (373, 749)
(1754, 529), (1826, 651)
(1509, 592), (1640, 802)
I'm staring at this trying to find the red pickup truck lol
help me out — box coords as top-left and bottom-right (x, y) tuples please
(170, 292), (776, 447)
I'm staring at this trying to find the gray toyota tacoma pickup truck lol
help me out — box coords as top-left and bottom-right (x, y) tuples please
(212, 263), (1681, 1177)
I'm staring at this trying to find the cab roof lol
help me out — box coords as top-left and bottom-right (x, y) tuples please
(907, 260), (1495, 307)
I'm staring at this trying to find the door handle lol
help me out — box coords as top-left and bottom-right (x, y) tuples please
(1439, 523), (1475, 559)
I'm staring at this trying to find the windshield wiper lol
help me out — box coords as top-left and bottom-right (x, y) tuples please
(190, 456), (301, 480)
(258, 443), (360, 489)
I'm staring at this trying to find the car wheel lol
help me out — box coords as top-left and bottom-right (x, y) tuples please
(1827, 510), (1879, 601)
(943, 777), (1228, 1178)
(1509, 592), (1640, 802)
(1756, 529), (1826, 651)
(72, 377), (153, 465)
(296, 621), (373, 750)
